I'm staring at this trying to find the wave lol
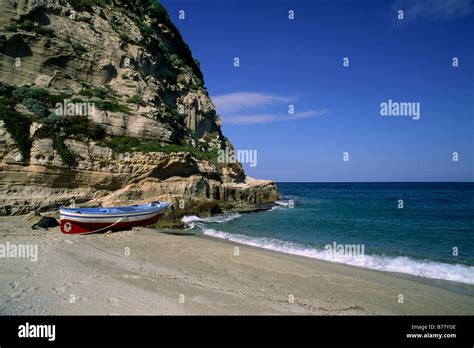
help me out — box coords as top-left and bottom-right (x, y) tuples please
(182, 213), (242, 228)
(275, 200), (291, 206)
(202, 228), (474, 285)
(271, 199), (294, 211)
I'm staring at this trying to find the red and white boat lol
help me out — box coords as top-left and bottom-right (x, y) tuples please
(59, 201), (171, 234)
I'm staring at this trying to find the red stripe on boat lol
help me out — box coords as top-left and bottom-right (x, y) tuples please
(60, 213), (162, 234)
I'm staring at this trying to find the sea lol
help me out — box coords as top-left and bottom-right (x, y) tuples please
(183, 182), (474, 285)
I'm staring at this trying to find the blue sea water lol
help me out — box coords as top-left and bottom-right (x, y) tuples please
(183, 183), (474, 284)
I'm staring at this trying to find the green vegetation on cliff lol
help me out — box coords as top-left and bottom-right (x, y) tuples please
(66, 0), (204, 82)
(0, 83), (98, 166)
(4, 20), (55, 37)
(102, 136), (219, 162)
(0, 1), (221, 167)
(0, 82), (218, 166)
(0, 103), (31, 161)
(51, 133), (77, 167)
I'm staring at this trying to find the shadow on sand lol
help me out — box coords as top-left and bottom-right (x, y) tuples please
(159, 231), (197, 236)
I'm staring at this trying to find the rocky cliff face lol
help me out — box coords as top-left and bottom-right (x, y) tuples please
(0, 0), (278, 224)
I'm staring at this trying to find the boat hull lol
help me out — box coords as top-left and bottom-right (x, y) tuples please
(60, 213), (162, 234)
(59, 202), (169, 234)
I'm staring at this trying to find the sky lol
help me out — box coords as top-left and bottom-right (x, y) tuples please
(160, 0), (473, 182)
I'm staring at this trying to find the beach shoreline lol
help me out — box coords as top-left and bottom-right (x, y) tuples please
(0, 216), (473, 315)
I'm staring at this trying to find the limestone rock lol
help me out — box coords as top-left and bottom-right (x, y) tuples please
(0, 0), (278, 223)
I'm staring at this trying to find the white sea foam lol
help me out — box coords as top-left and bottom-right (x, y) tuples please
(271, 200), (293, 211)
(182, 215), (205, 224)
(202, 228), (474, 285)
(270, 206), (282, 211)
(275, 200), (291, 206)
(182, 213), (242, 228)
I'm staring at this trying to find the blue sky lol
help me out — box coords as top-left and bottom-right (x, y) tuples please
(160, 0), (473, 182)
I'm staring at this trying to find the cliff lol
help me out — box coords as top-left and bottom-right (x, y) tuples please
(0, 0), (278, 225)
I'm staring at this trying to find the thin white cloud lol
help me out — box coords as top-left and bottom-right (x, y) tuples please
(222, 109), (329, 125)
(395, 0), (472, 22)
(212, 92), (328, 125)
(212, 92), (295, 113)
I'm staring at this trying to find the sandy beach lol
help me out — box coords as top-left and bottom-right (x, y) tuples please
(0, 215), (473, 315)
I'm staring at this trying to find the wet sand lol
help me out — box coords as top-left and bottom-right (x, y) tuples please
(0, 216), (473, 315)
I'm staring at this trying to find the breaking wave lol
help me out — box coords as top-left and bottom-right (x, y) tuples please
(182, 213), (242, 229)
(202, 228), (474, 285)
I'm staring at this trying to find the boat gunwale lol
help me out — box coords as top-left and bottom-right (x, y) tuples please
(59, 203), (170, 219)
(60, 210), (163, 220)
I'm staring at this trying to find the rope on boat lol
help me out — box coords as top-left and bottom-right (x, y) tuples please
(79, 217), (125, 235)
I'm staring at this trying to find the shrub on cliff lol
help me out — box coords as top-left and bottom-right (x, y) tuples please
(79, 85), (109, 99)
(103, 136), (141, 152)
(4, 24), (18, 32)
(37, 115), (79, 168)
(37, 114), (68, 136)
(102, 135), (219, 163)
(0, 83), (108, 167)
(77, 84), (130, 113)
(0, 83), (32, 161)
(39, 113), (105, 141)
(68, 0), (103, 12)
(95, 99), (130, 113)
(12, 86), (49, 104)
(127, 94), (146, 106)
(22, 97), (49, 117)
(0, 105), (31, 161)
(51, 134), (76, 167)
(5, 20), (55, 37)
(63, 117), (105, 140)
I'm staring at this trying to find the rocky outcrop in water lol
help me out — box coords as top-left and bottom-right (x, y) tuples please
(0, 0), (278, 225)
